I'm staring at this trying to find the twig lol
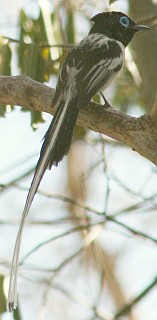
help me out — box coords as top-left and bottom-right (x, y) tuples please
(113, 275), (157, 319)
(20, 221), (104, 263)
(108, 216), (157, 245)
(2, 36), (74, 48)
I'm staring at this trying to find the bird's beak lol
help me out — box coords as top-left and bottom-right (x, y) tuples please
(130, 24), (151, 31)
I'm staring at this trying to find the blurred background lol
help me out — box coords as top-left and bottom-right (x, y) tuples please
(0, 0), (157, 319)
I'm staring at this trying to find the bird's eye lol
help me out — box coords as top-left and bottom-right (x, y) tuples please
(119, 16), (130, 28)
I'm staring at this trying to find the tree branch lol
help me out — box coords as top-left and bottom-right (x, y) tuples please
(1, 75), (157, 165)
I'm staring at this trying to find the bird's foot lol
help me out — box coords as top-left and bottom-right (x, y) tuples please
(100, 92), (113, 108)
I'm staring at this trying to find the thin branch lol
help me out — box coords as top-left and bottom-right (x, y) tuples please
(19, 215), (157, 265)
(0, 181), (99, 215)
(3, 36), (74, 49)
(108, 216), (157, 245)
(20, 221), (104, 263)
(113, 275), (157, 319)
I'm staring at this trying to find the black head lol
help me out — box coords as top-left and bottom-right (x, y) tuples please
(90, 11), (150, 47)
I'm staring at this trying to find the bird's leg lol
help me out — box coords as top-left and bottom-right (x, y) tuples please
(100, 92), (112, 108)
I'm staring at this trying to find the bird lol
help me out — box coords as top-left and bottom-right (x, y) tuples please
(7, 11), (150, 311)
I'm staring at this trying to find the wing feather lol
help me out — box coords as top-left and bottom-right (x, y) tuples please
(55, 34), (124, 108)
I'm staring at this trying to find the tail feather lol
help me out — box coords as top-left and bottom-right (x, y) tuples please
(41, 97), (79, 168)
(7, 96), (79, 311)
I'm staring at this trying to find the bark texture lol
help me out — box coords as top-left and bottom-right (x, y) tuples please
(0, 75), (157, 165)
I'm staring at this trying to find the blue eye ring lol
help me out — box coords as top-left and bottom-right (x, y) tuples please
(119, 16), (130, 28)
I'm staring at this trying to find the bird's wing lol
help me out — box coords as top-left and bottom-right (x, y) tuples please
(53, 34), (124, 109)
(59, 34), (124, 108)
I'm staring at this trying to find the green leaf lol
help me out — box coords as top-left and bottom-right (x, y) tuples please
(18, 9), (53, 126)
(109, 0), (119, 3)
(0, 41), (12, 115)
(0, 276), (6, 315)
(31, 110), (45, 130)
(65, 8), (75, 44)
(0, 42), (11, 75)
